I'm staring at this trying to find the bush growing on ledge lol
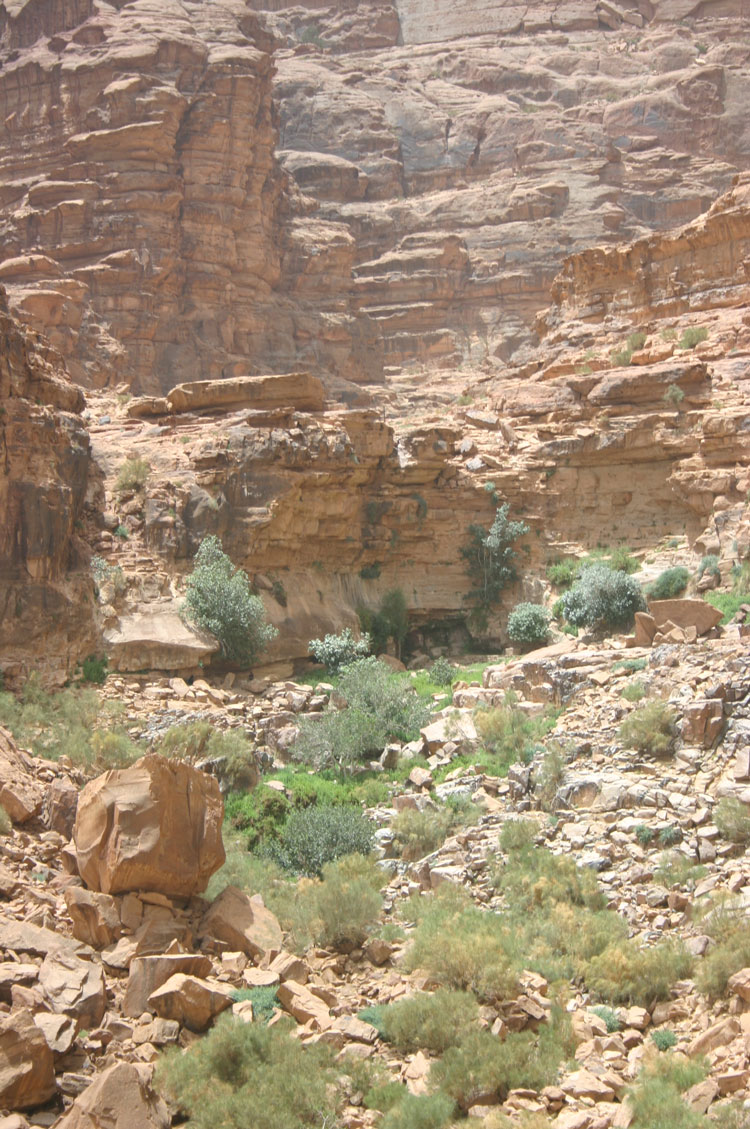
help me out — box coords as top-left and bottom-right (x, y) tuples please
(618, 700), (678, 757)
(265, 804), (374, 877)
(182, 535), (277, 666)
(461, 504), (529, 611)
(294, 657), (430, 772)
(561, 564), (645, 631)
(507, 603), (550, 647)
(308, 627), (370, 673)
(646, 567), (689, 600)
(115, 456), (150, 493)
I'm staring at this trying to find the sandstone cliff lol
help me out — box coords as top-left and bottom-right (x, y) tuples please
(0, 286), (99, 684)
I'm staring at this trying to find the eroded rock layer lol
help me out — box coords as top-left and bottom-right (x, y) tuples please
(0, 286), (99, 684)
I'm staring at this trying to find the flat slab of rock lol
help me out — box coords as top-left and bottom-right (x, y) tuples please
(123, 952), (213, 1017)
(104, 610), (218, 673)
(64, 887), (122, 949)
(0, 918), (90, 959)
(166, 373), (325, 415)
(0, 728), (43, 825)
(74, 754), (225, 897)
(56, 1061), (170, 1129)
(648, 598), (723, 636)
(148, 973), (232, 1032)
(0, 1009), (55, 1110)
(38, 949), (106, 1030)
(200, 886), (282, 960)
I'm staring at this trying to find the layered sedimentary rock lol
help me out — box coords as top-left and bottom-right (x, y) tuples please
(0, 286), (99, 684)
(1, 1), (749, 394)
(0, 0), (379, 394)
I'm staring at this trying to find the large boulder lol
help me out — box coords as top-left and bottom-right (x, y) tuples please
(73, 755), (225, 896)
(0, 1009), (55, 1110)
(123, 952), (213, 1017)
(648, 598), (723, 636)
(56, 1062), (170, 1129)
(38, 949), (107, 1030)
(199, 886), (283, 960)
(0, 728), (44, 824)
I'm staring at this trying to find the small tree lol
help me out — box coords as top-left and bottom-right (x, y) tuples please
(507, 603), (550, 646)
(461, 504), (529, 610)
(309, 628), (370, 673)
(561, 564), (645, 631)
(182, 536), (276, 666)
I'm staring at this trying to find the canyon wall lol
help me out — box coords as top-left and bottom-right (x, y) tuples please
(0, 286), (99, 684)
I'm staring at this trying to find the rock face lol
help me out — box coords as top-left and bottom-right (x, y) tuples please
(0, 2), (374, 394)
(0, 1010), (55, 1111)
(73, 755), (225, 896)
(0, 287), (99, 685)
(56, 1062), (170, 1129)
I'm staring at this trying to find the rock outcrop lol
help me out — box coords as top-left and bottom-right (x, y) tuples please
(73, 755), (225, 896)
(0, 287), (99, 685)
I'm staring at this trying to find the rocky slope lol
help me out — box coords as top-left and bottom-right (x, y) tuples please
(0, 626), (748, 1126)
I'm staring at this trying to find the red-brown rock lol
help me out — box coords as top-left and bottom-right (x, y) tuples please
(73, 755), (225, 897)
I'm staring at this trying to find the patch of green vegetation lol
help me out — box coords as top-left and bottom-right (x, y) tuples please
(621, 679), (647, 702)
(646, 567), (689, 600)
(704, 590), (750, 625)
(115, 456), (150, 493)
(678, 326), (708, 351)
(619, 700), (678, 757)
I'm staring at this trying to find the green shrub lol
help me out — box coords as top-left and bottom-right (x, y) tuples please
(115, 456), (150, 493)
(652, 1028), (678, 1051)
(628, 1054), (707, 1129)
(619, 700), (678, 757)
(647, 567), (690, 600)
(635, 824), (654, 846)
(698, 554), (720, 580)
(705, 590), (750, 625)
(284, 855), (384, 952)
(156, 1015), (340, 1129)
(608, 546), (640, 574)
(205, 835), (289, 906)
(404, 890), (518, 1002)
(659, 825), (682, 847)
(226, 785), (291, 849)
(507, 603), (550, 647)
(429, 656), (454, 686)
(475, 693), (542, 770)
(114, 524), (129, 540)
(562, 564), (645, 631)
(308, 628), (370, 673)
(585, 938), (692, 1007)
(89, 730), (141, 770)
(714, 797), (750, 844)
(429, 1023), (565, 1110)
(204, 730), (257, 791)
(80, 654), (108, 684)
(654, 851), (705, 889)
(535, 747), (565, 811)
(678, 326), (708, 350)
(499, 819), (538, 853)
(547, 559), (578, 588)
(461, 504), (529, 610)
(664, 383), (686, 408)
(375, 989), (479, 1054)
(380, 1093), (456, 1129)
(696, 902), (750, 999)
(591, 1005), (621, 1032)
(265, 804), (374, 877)
(182, 536), (277, 666)
(229, 985), (279, 1024)
(391, 799), (479, 862)
(159, 721), (213, 760)
(613, 657), (647, 673)
(357, 590), (411, 657)
(294, 657), (430, 772)
(622, 679), (647, 702)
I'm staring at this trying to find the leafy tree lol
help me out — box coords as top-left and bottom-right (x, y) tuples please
(461, 505), (529, 610)
(561, 564), (645, 631)
(182, 536), (276, 666)
(308, 628), (370, 673)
